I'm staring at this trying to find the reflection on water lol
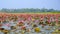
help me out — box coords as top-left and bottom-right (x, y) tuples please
(0, 21), (59, 34)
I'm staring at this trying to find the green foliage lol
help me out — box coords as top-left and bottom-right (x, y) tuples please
(0, 8), (60, 13)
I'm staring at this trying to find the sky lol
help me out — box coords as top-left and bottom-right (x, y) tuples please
(0, 0), (60, 10)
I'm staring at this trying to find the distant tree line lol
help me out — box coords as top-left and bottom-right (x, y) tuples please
(0, 8), (60, 13)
